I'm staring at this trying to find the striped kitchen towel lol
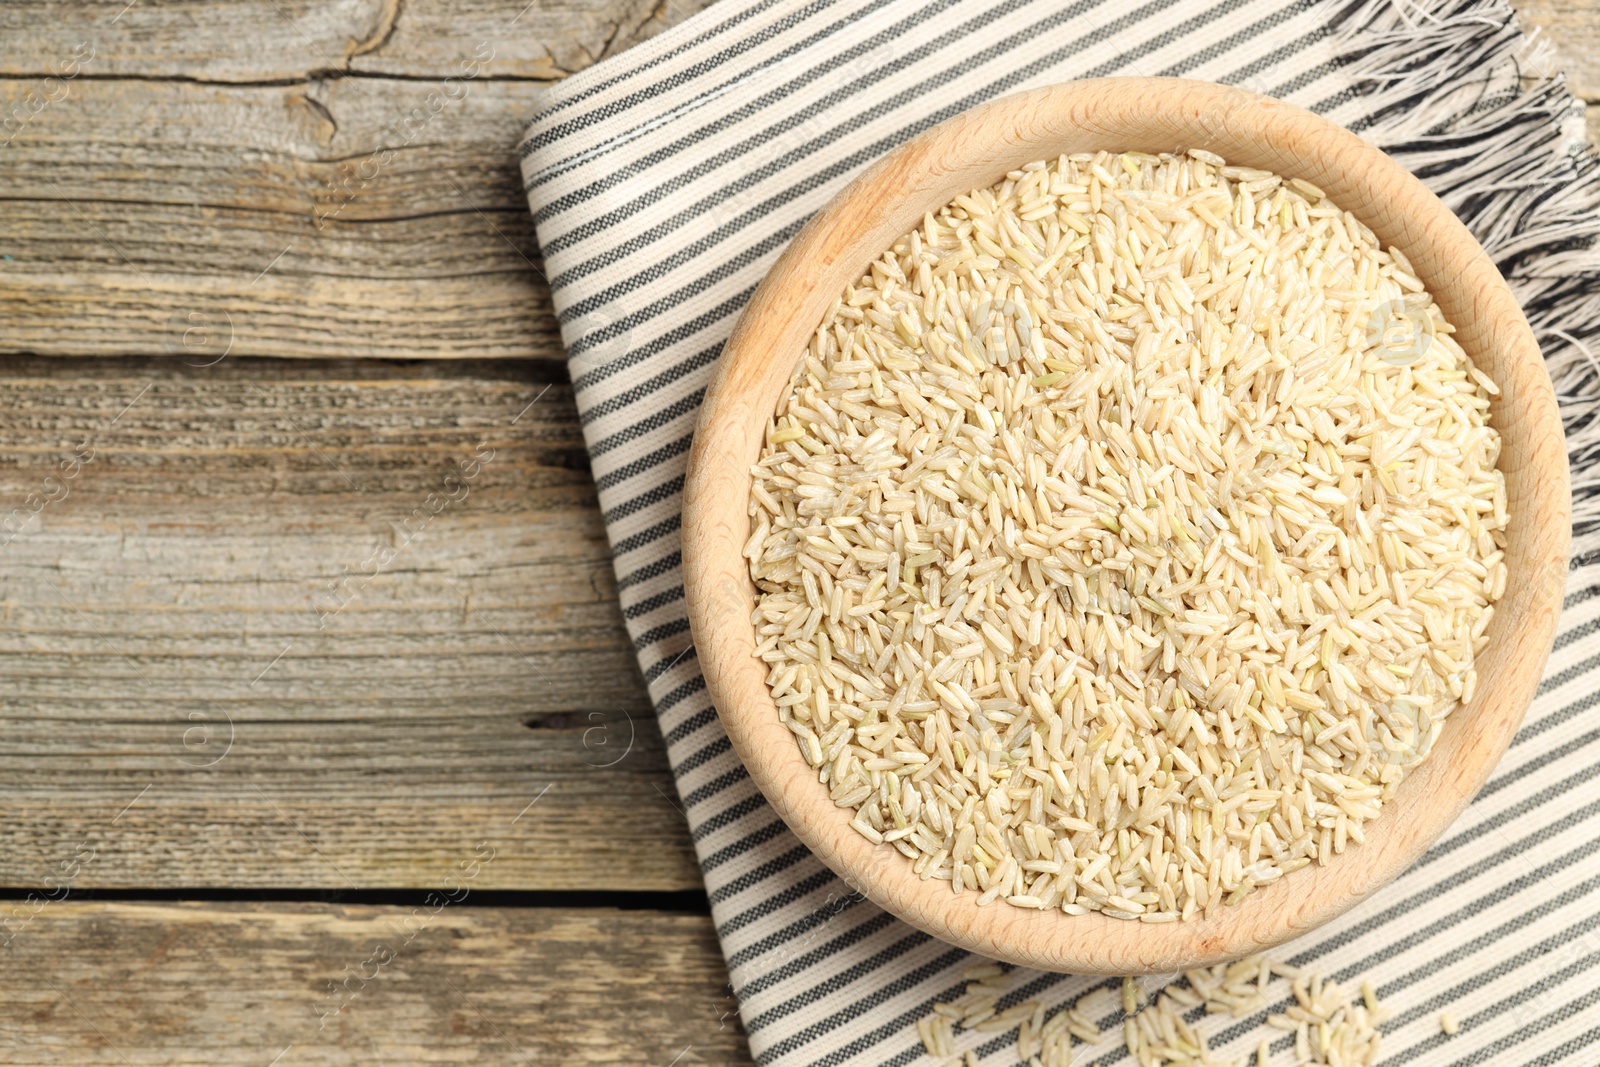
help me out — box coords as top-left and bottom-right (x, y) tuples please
(517, 0), (1600, 1063)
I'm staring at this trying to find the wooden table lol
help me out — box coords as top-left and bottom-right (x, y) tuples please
(0, 2), (1593, 1063)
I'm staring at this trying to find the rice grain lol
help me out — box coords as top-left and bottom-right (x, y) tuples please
(917, 952), (1389, 1066)
(748, 149), (1508, 921)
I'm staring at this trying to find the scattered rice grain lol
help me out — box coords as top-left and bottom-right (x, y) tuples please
(915, 953), (1390, 1065)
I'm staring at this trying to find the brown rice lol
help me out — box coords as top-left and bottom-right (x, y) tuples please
(747, 149), (1507, 921)
(919, 953), (1390, 1066)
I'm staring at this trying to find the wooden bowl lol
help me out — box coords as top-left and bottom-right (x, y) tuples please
(682, 78), (1570, 974)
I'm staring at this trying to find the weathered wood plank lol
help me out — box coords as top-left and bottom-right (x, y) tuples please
(0, 0), (717, 82)
(0, 76), (554, 359)
(1, 77), (534, 217)
(0, 901), (749, 1065)
(0, 357), (698, 891)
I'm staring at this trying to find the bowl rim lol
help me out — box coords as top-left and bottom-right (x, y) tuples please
(682, 76), (1570, 974)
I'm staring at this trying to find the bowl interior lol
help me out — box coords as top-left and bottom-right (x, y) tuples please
(682, 77), (1569, 974)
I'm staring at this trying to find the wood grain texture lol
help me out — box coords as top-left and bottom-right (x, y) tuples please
(0, 0), (712, 360)
(0, 76), (555, 359)
(0, 0), (718, 81)
(683, 78), (1570, 975)
(0, 357), (698, 891)
(0, 901), (749, 1066)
